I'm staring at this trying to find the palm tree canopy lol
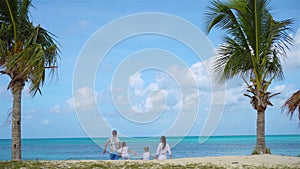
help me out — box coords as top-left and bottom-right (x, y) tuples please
(282, 90), (300, 120)
(206, 0), (293, 90)
(0, 0), (59, 95)
(205, 0), (295, 154)
(1, 0), (60, 160)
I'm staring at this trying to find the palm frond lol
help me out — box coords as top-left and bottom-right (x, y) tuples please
(0, 0), (60, 96)
(206, 0), (294, 88)
(214, 36), (253, 82)
(282, 90), (300, 120)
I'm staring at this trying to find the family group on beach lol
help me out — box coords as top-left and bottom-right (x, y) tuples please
(103, 130), (172, 160)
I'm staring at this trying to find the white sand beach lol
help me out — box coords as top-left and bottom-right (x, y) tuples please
(63, 154), (300, 168)
(158, 154), (300, 168)
(2, 155), (299, 168)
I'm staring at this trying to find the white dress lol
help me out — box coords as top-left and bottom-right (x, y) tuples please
(156, 142), (172, 160)
(143, 151), (151, 160)
(119, 146), (130, 159)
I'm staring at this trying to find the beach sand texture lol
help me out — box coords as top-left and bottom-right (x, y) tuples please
(104, 155), (300, 168)
(1, 155), (299, 169)
(162, 154), (300, 168)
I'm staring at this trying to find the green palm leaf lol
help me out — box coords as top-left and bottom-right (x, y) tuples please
(0, 0), (60, 160)
(206, 0), (294, 154)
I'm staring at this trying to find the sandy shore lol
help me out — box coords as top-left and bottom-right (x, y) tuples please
(1, 155), (299, 168)
(158, 154), (300, 168)
(64, 154), (300, 168)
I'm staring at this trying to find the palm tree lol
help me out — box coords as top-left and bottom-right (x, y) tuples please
(0, 0), (59, 160)
(205, 0), (293, 154)
(282, 90), (300, 120)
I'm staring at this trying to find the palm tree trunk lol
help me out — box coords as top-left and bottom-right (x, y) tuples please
(255, 109), (266, 154)
(11, 81), (24, 160)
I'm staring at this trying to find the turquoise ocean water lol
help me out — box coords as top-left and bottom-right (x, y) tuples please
(0, 135), (299, 160)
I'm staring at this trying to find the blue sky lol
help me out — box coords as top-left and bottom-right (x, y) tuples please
(0, 0), (299, 139)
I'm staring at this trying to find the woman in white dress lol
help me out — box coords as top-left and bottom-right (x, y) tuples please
(155, 136), (172, 160)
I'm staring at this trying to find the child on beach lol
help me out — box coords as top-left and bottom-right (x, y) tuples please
(118, 141), (137, 160)
(142, 146), (153, 161)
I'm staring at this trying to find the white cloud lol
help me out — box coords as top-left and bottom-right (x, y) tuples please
(285, 28), (300, 69)
(270, 84), (288, 94)
(164, 65), (198, 90)
(129, 72), (144, 97)
(53, 87), (99, 115)
(114, 60), (213, 116)
(48, 98), (75, 114)
(55, 59), (221, 133)
(66, 97), (75, 110)
(190, 60), (212, 89)
(132, 90), (167, 113)
(220, 82), (297, 114)
(143, 83), (159, 96)
(182, 92), (200, 111)
(50, 104), (62, 114)
(72, 86), (98, 111)
(225, 86), (246, 105)
(129, 72), (144, 88)
(269, 84), (297, 105)
(22, 85), (32, 97)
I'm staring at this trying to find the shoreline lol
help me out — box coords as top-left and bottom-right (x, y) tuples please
(1, 134), (300, 140)
(1, 155), (300, 169)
